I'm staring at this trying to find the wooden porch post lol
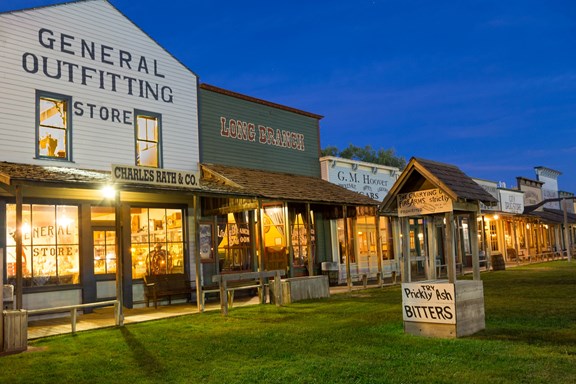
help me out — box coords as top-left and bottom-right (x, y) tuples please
(469, 212), (481, 281)
(114, 189), (124, 325)
(445, 211), (456, 284)
(15, 184), (23, 309)
(306, 203), (314, 276)
(426, 218), (436, 280)
(375, 212), (383, 287)
(401, 217), (411, 283)
(193, 195), (203, 312)
(344, 205), (352, 290)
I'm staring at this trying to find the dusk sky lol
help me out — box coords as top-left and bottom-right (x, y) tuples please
(3, 0), (576, 192)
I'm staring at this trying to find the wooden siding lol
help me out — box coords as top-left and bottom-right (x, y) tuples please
(199, 87), (321, 177)
(0, 0), (199, 172)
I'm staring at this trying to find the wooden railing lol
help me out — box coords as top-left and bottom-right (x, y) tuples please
(209, 270), (285, 316)
(27, 300), (122, 334)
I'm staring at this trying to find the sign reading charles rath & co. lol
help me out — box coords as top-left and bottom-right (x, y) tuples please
(112, 164), (199, 189)
(402, 282), (456, 324)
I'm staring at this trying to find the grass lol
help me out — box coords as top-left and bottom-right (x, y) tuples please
(2, 261), (576, 383)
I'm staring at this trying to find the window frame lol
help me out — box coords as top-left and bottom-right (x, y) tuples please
(134, 109), (163, 168)
(36, 90), (73, 161)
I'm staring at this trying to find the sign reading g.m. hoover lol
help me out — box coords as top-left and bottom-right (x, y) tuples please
(112, 164), (199, 188)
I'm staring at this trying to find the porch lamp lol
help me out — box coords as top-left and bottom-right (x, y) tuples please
(102, 185), (116, 199)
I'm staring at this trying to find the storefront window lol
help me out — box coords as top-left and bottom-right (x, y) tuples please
(93, 230), (116, 274)
(6, 204), (79, 287)
(261, 205), (287, 272)
(356, 213), (377, 275)
(380, 217), (393, 260)
(91, 206), (116, 275)
(130, 208), (184, 278)
(289, 205), (315, 274)
(217, 212), (252, 272)
(135, 111), (161, 167)
(337, 217), (356, 264)
(37, 91), (70, 160)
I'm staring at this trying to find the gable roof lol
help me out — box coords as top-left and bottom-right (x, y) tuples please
(0, 0), (198, 77)
(380, 157), (498, 213)
(201, 163), (379, 206)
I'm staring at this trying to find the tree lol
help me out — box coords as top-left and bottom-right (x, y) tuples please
(321, 144), (406, 169)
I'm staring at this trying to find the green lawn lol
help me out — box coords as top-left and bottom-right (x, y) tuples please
(2, 261), (576, 384)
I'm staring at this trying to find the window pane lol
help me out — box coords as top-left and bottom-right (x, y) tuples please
(130, 208), (184, 278)
(38, 95), (68, 159)
(40, 98), (66, 128)
(135, 112), (160, 167)
(6, 204), (79, 287)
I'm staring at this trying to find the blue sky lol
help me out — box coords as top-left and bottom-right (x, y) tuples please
(3, 0), (576, 192)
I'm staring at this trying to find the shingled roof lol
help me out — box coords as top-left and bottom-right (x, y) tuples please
(201, 163), (380, 206)
(0, 161), (245, 196)
(529, 208), (576, 224)
(380, 157), (498, 213)
(414, 158), (498, 203)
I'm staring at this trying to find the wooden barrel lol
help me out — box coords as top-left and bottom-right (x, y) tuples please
(491, 254), (506, 271)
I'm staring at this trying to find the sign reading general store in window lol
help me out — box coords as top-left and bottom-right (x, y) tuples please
(397, 188), (452, 217)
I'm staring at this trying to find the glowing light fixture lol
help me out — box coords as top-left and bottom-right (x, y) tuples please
(102, 185), (116, 199)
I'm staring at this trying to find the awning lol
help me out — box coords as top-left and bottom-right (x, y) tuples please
(201, 163), (380, 206)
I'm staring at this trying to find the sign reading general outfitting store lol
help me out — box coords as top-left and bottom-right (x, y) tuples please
(112, 164), (199, 188)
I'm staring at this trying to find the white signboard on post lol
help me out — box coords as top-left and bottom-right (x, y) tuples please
(402, 282), (456, 324)
(397, 188), (453, 217)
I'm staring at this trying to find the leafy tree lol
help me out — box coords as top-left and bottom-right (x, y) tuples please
(321, 144), (406, 169)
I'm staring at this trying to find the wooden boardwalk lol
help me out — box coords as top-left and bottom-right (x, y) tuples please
(26, 282), (387, 340)
(27, 296), (259, 340)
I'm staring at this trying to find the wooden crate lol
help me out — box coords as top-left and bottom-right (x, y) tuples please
(3, 310), (28, 353)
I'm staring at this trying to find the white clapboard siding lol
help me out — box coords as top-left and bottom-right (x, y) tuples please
(0, 0), (199, 172)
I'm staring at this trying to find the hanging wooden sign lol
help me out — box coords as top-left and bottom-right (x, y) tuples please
(397, 188), (452, 217)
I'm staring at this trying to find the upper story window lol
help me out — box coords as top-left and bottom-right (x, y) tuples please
(37, 91), (71, 160)
(135, 110), (162, 168)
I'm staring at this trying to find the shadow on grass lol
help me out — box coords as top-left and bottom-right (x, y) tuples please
(120, 327), (166, 376)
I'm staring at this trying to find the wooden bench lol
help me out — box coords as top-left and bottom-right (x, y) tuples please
(206, 270), (285, 315)
(144, 273), (195, 309)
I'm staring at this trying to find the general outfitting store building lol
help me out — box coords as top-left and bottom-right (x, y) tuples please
(0, 0), (378, 317)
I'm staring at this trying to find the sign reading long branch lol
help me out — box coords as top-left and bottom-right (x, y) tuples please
(397, 188), (453, 217)
(402, 282), (456, 324)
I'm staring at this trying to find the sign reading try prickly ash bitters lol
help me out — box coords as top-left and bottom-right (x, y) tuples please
(402, 282), (456, 324)
(402, 280), (485, 338)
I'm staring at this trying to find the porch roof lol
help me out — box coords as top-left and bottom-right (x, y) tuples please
(0, 161), (245, 196)
(201, 163), (380, 206)
(380, 157), (498, 213)
(529, 208), (576, 224)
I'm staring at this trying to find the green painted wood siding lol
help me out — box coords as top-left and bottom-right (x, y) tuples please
(199, 88), (321, 177)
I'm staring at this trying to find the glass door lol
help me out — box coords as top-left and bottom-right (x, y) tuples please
(93, 228), (116, 276)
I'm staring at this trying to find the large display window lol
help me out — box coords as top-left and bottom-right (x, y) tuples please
(130, 207), (184, 279)
(262, 205), (287, 272)
(217, 211), (252, 272)
(289, 204), (315, 275)
(6, 204), (80, 287)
